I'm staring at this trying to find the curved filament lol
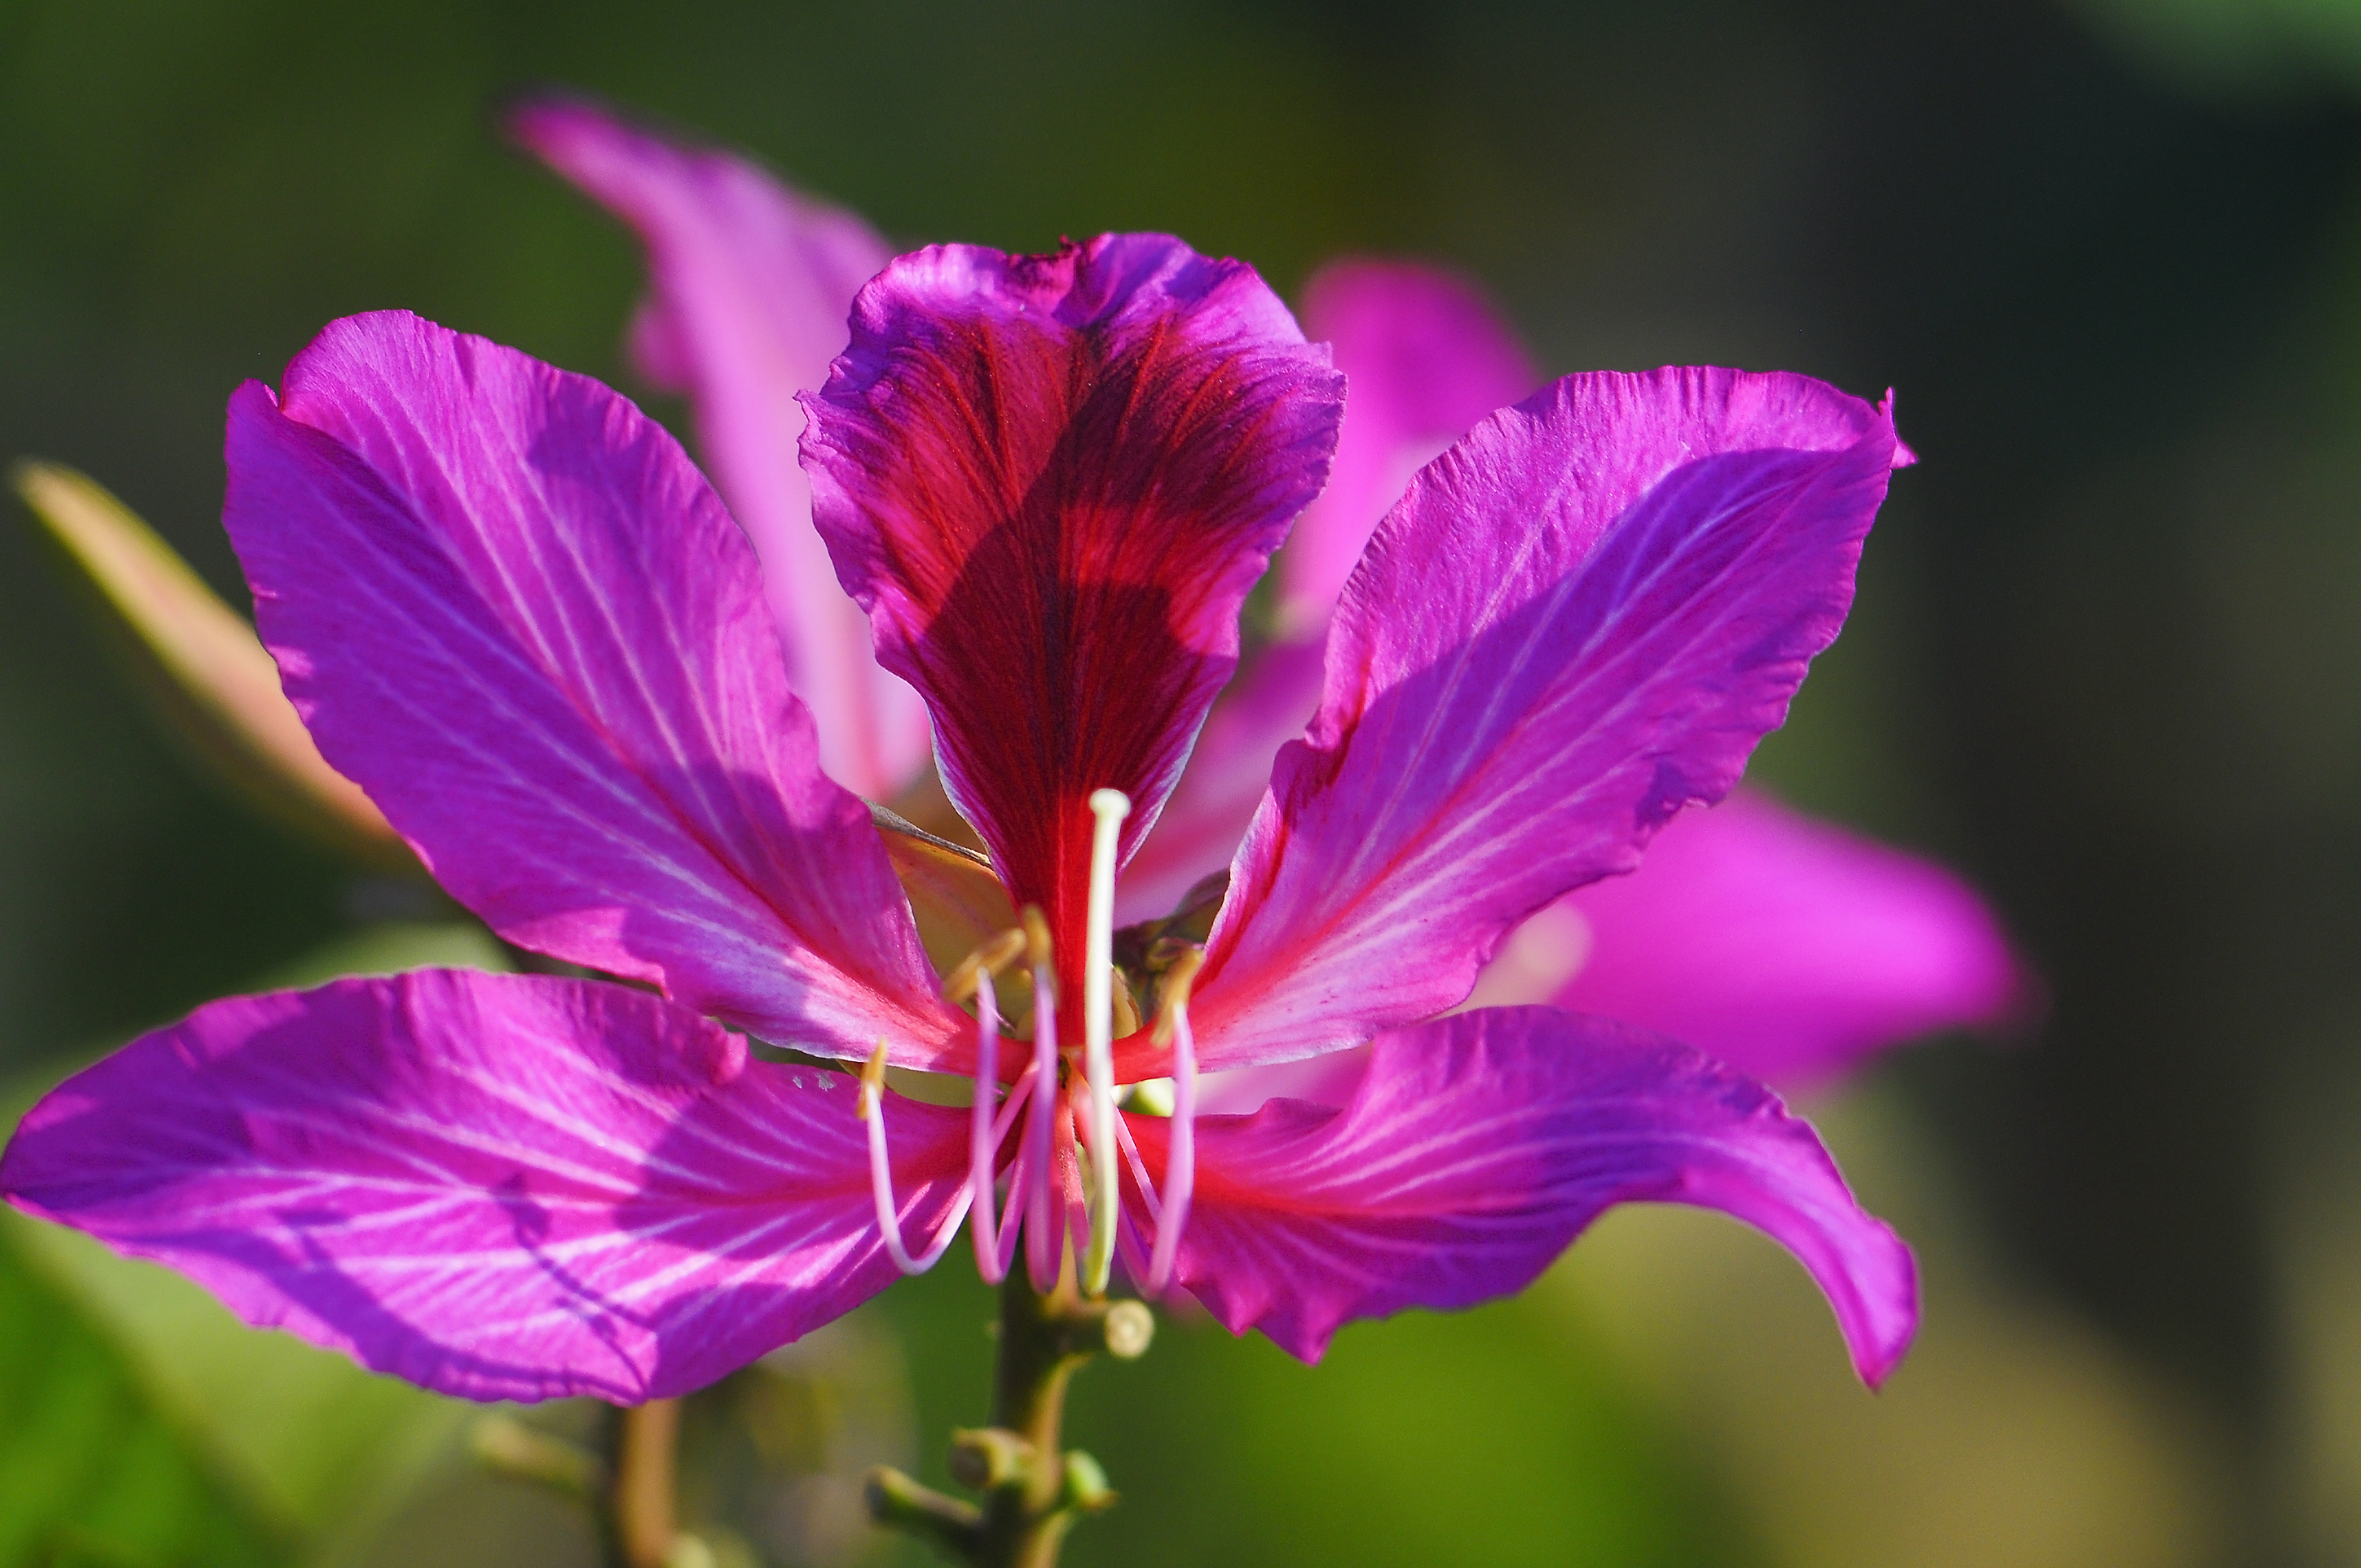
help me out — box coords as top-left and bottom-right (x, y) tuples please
(859, 1046), (974, 1275)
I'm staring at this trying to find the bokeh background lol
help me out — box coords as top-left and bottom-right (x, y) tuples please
(4, 0), (2359, 1563)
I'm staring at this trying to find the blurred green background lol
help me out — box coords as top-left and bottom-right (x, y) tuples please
(3, 0), (2359, 1563)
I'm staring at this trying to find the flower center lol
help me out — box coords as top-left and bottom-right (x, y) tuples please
(856, 786), (1203, 1301)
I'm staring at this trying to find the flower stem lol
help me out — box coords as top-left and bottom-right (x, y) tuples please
(868, 1266), (1151, 1566)
(607, 1397), (682, 1568)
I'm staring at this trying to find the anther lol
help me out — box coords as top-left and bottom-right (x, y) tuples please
(943, 928), (1027, 1007)
(856, 1039), (889, 1121)
(1081, 788), (1131, 1296)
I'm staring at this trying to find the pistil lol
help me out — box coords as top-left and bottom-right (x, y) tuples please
(1081, 788), (1130, 1294)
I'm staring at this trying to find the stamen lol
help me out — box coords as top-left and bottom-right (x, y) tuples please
(858, 1039), (974, 1275)
(1145, 948), (1204, 1296)
(988, 1066), (1036, 1282)
(948, 927), (1029, 1285)
(1110, 1098), (1160, 1223)
(967, 967), (1006, 1280)
(944, 927), (1027, 1008)
(1021, 906), (1062, 1292)
(1081, 788), (1131, 1295)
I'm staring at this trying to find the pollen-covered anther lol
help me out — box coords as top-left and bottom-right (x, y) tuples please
(855, 1038), (889, 1121)
(942, 927), (1027, 1006)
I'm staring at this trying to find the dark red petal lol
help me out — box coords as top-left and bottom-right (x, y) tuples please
(800, 235), (1343, 979)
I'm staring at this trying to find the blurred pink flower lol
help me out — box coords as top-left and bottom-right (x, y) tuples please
(513, 98), (2025, 1095)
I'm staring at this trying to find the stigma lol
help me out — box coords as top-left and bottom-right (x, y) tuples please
(1080, 788), (1130, 1295)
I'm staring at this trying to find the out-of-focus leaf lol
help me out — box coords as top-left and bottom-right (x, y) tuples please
(0, 1223), (290, 1568)
(5, 1213), (467, 1564)
(2069, 0), (2361, 99)
(252, 921), (510, 993)
(0, 921), (512, 1562)
(12, 460), (415, 873)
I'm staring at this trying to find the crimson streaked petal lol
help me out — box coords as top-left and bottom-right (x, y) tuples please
(0, 972), (970, 1403)
(1553, 790), (2026, 1084)
(1280, 259), (1538, 627)
(1184, 368), (1904, 1073)
(800, 234), (1343, 972)
(508, 97), (926, 798)
(227, 312), (963, 1068)
(1125, 1005), (1916, 1384)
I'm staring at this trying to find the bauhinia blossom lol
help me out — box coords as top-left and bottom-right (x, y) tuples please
(512, 98), (2023, 1094)
(5, 220), (1925, 1403)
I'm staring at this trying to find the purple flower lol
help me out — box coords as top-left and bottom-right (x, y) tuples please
(0, 113), (1956, 1404)
(4, 249), (1915, 1402)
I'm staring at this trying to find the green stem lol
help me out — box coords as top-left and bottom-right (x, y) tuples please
(869, 1267), (1151, 1567)
(607, 1398), (682, 1568)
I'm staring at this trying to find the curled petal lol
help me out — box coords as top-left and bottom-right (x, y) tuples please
(800, 235), (1343, 976)
(509, 97), (928, 798)
(1280, 260), (1539, 628)
(227, 312), (963, 1068)
(1550, 791), (2027, 1083)
(1121, 1005), (1916, 1384)
(0, 971), (970, 1403)
(1184, 369), (1905, 1074)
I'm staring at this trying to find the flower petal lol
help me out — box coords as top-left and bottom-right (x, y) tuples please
(1531, 791), (2024, 1084)
(0, 971), (969, 1403)
(1125, 1005), (1916, 1384)
(800, 235), (1344, 975)
(509, 97), (929, 799)
(227, 311), (963, 1067)
(1184, 369), (1904, 1073)
(1279, 259), (1538, 629)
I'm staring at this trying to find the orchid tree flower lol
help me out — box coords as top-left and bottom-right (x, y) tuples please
(511, 98), (2023, 1099)
(5, 219), (1919, 1415)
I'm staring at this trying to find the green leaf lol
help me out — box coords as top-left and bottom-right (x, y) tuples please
(11, 460), (416, 875)
(0, 921), (511, 1563)
(0, 1223), (289, 1568)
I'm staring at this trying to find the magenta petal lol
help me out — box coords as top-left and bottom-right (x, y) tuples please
(1126, 1005), (1916, 1383)
(1553, 791), (2026, 1084)
(1280, 260), (1539, 628)
(1188, 368), (1904, 1073)
(801, 235), (1344, 971)
(0, 971), (969, 1402)
(227, 312), (963, 1068)
(509, 98), (928, 798)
